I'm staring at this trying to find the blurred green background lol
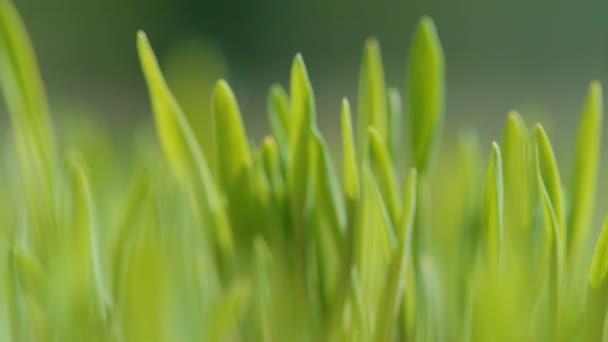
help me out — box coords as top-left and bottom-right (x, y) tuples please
(7, 0), (608, 156)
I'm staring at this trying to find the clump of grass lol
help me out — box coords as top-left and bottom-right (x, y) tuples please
(0, 1), (607, 340)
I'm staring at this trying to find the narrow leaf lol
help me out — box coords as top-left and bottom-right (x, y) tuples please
(568, 81), (603, 258)
(212, 79), (251, 194)
(375, 168), (417, 341)
(367, 127), (400, 225)
(534, 124), (565, 248)
(137, 31), (234, 278)
(501, 111), (531, 237)
(342, 98), (359, 204)
(267, 84), (290, 167)
(358, 38), (388, 157)
(408, 16), (445, 172)
(482, 142), (504, 271)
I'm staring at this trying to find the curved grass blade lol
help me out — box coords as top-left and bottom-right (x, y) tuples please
(387, 87), (402, 169)
(68, 155), (112, 325)
(311, 129), (346, 238)
(267, 84), (290, 167)
(368, 127), (400, 226)
(355, 168), (394, 327)
(534, 145), (565, 334)
(212, 79), (252, 195)
(287, 53), (317, 219)
(501, 111), (531, 238)
(342, 98), (359, 205)
(568, 81), (603, 259)
(407, 16), (445, 172)
(357, 38), (388, 158)
(0, 0), (56, 174)
(375, 168), (417, 341)
(534, 124), (565, 244)
(137, 31), (234, 275)
(482, 142), (504, 271)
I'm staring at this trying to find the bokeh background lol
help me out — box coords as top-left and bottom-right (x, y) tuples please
(7, 0), (608, 180)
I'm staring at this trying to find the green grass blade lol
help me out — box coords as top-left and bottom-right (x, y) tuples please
(0, 0), (56, 173)
(501, 111), (531, 238)
(482, 142), (504, 271)
(287, 54), (316, 221)
(387, 87), (403, 169)
(68, 155), (112, 324)
(342, 98), (359, 205)
(375, 168), (417, 341)
(267, 84), (290, 168)
(311, 129), (346, 237)
(407, 16), (445, 172)
(357, 38), (388, 158)
(212, 79), (252, 194)
(367, 127), (400, 225)
(137, 31), (234, 279)
(568, 81), (603, 259)
(534, 145), (565, 327)
(356, 168), (394, 326)
(534, 124), (565, 251)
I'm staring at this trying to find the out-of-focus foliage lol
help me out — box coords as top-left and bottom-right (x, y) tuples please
(0, 1), (607, 341)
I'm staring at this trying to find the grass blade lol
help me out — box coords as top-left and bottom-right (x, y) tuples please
(482, 142), (504, 271)
(137, 31), (234, 279)
(375, 168), (417, 341)
(342, 98), (359, 205)
(267, 84), (290, 168)
(501, 111), (531, 239)
(407, 16), (445, 172)
(568, 81), (603, 259)
(367, 127), (400, 225)
(358, 38), (388, 158)
(534, 124), (565, 252)
(212, 79), (251, 195)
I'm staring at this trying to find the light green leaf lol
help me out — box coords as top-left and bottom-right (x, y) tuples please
(387, 87), (402, 168)
(375, 168), (417, 341)
(482, 142), (504, 271)
(501, 111), (531, 238)
(212, 79), (251, 194)
(358, 38), (388, 157)
(311, 129), (346, 237)
(0, 0), (56, 177)
(137, 31), (234, 273)
(534, 124), (565, 248)
(261, 136), (286, 210)
(267, 84), (290, 167)
(568, 81), (603, 258)
(355, 168), (394, 327)
(68, 155), (112, 323)
(367, 127), (400, 226)
(408, 16), (445, 172)
(534, 147), (564, 303)
(287, 53), (316, 222)
(253, 237), (274, 341)
(342, 98), (359, 205)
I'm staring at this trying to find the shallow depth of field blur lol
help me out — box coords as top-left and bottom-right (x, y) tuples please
(11, 0), (608, 228)
(3, 0), (608, 340)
